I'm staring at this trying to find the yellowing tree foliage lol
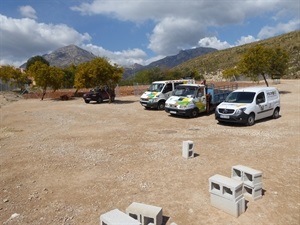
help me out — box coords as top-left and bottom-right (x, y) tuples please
(0, 65), (29, 91)
(237, 44), (289, 86)
(74, 57), (123, 102)
(27, 61), (64, 100)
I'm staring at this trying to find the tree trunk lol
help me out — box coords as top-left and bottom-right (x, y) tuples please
(41, 90), (46, 100)
(262, 73), (269, 87)
(74, 88), (79, 97)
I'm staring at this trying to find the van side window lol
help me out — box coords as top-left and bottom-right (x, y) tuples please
(198, 87), (204, 97)
(163, 83), (172, 93)
(174, 82), (183, 89)
(256, 92), (265, 104)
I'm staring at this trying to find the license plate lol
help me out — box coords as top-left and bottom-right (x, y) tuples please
(170, 111), (177, 114)
(142, 103), (147, 106)
(220, 115), (229, 119)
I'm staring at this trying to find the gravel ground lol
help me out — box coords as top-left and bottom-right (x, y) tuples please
(0, 80), (299, 225)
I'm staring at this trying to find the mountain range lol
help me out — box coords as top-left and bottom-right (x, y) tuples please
(20, 45), (217, 78)
(20, 30), (300, 79)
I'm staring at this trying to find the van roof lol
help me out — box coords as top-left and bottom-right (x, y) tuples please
(153, 79), (194, 83)
(233, 86), (278, 93)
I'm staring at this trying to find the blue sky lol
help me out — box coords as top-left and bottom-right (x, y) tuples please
(0, 0), (299, 67)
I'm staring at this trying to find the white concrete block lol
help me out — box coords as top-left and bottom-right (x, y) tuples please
(209, 174), (243, 200)
(182, 140), (194, 159)
(243, 183), (263, 201)
(231, 165), (262, 188)
(210, 193), (246, 217)
(126, 202), (163, 225)
(100, 208), (141, 225)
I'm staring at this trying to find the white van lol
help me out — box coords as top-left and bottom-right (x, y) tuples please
(140, 79), (195, 110)
(215, 86), (280, 126)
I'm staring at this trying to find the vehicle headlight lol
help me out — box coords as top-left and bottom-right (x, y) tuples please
(235, 107), (246, 116)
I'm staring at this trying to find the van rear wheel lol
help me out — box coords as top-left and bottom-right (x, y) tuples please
(246, 113), (255, 126)
(272, 108), (280, 119)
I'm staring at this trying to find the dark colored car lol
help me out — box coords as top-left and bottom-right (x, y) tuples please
(83, 86), (115, 103)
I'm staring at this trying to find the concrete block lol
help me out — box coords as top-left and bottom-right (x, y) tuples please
(210, 193), (246, 217)
(100, 208), (141, 225)
(243, 183), (263, 201)
(182, 140), (194, 159)
(126, 202), (163, 225)
(231, 165), (262, 188)
(209, 174), (243, 200)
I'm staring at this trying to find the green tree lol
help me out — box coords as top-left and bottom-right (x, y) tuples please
(238, 44), (289, 86)
(74, 57), (123, 102)
(62, 64), (77, 88)
(269, 47), (289, 79)
(26, 55), (49, 70)
(0, 65), (29, 91)
(222, 67), (240, 81)
(27, 61), (64, 100)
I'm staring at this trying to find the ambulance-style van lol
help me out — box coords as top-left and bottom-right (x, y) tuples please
(215, 86), (280, 126)
(140, 79), (195, 110)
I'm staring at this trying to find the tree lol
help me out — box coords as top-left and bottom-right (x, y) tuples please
(74, 57), (123, 102)
(62, 64), (77, 88)
(0, 65), (29, 91)
(237, 44), (289, 86)
(222, 67), (239, 81)
(27, 61), (64, 100)
(26, 55), (49, 70)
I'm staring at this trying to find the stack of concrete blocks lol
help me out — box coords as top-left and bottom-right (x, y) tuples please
(182, 140), (194, 159)
(231, 165), (263, 201)
(126, 202), (163, 225)
(209, 174), (246, 217)
(100, 208), (141, 225)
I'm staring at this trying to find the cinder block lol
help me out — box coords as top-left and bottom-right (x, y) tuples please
(126, 202), (163, 225)
(100, 208), (141, 225)
(210, 193), (245, 217)
(243, 183), (263, 201)
(182, 140), (194, 159)
(209, 174), (243, 200)
(231, 165), (262, 187)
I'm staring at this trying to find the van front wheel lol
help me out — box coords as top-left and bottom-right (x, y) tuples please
(190, 108), (199, 118)
(246, 113), (255, 126)
(272, 108), (280, 119)
(157, 101), (165, 110)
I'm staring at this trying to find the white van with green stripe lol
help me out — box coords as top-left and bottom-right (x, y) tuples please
(140, 79), (195, 110)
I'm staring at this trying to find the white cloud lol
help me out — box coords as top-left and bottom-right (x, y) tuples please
(198, 37), (232, 50)
(0, 14), (91, 66)
(19, 5), (37, 19)
(71, 0), (298, 56)
(235, 35), (259, 46)
(83, 44), (147, 66)
(258, 19), (300, 39)
(148, 17), (203, 55)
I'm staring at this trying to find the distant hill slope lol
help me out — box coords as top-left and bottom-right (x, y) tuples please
(123, 47), (217, 78)
(174, 30), (300, 79)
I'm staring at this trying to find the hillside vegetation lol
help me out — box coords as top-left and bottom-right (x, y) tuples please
(174, 30), (300, 79)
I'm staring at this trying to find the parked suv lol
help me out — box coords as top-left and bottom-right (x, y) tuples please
(83, 86), (115, 104)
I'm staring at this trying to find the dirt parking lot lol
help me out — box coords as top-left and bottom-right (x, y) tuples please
(0, 80), (299, 225)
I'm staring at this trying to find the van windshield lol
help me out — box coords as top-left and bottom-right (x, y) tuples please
(148, 83), (164, 92)
(174, 86), (197, 97)
(225, 91), (256, 103)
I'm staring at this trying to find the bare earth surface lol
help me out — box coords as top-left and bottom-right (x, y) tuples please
(0, 80), (299, 225)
